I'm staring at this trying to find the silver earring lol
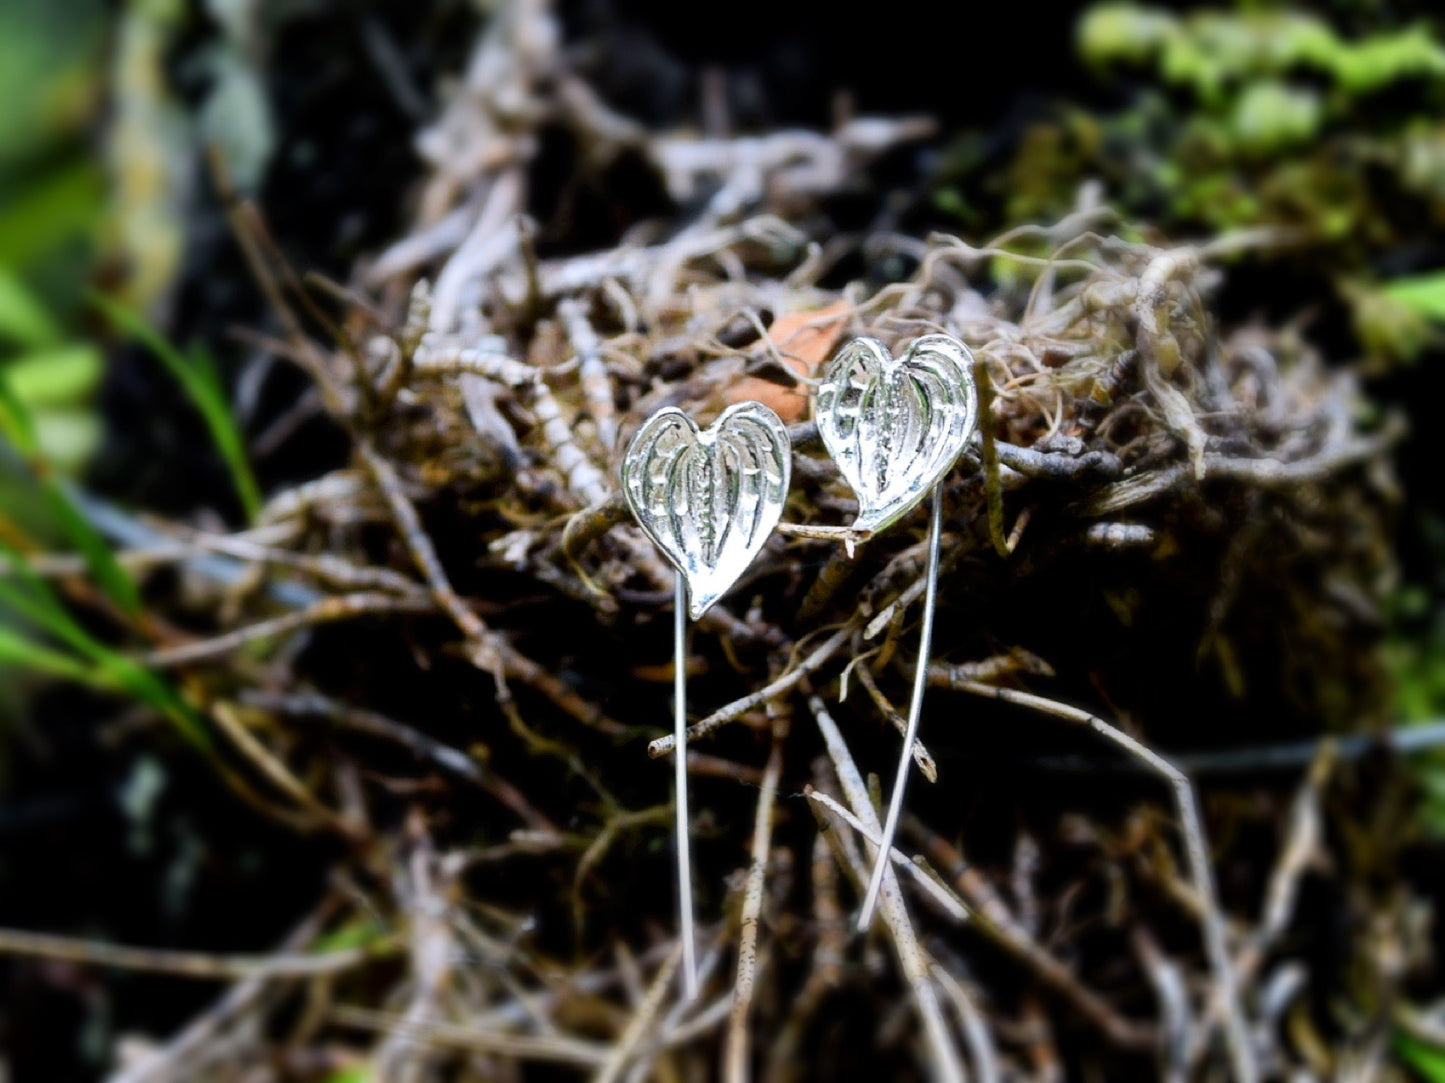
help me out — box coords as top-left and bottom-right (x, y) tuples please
(621, 400), (792, 998)
(815, 335), (978, 930)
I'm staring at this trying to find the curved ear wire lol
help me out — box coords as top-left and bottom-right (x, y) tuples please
(620, 399), (793, 999)
(814, 334), (978, 930)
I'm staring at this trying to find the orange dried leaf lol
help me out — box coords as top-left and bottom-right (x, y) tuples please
(723, 299), (851, 421)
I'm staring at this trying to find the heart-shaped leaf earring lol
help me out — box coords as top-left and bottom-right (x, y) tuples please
(621, 400), (792, 998)
(815, 335), (978, 930)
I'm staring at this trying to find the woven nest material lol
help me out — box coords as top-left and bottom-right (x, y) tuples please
(119, 5), (1409, 1080)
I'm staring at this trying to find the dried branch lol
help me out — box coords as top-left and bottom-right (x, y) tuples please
(808, 693), (966, 1083)
(0, 926), (380, 981)
(938, 676), (1258, 1083)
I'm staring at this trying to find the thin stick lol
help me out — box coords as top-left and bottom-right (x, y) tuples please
(335, 1006), (611, 1069)
(808, 694), (965, 1083)
(805, 788), (970, 923)
(674, 574), (699, 1001)
(723, 729), (783, 1083)
(647, 622), (855, 757)
(593, 939), (685, 1083)
(858, 484), (943, 930)
(145, 593), (435, 667)
(0, 926), (379, 980)
(946, 678), (1258, 1083)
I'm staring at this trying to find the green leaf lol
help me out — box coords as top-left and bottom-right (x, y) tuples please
(0, 537), (118, 659)
(0, 358), (39, 455)
(1231, 82), (1323, 155)
(0, 539), (208, 748)
(0, 368), (141, 616)
(1383, 272), (1445, 322)
(4, 343), (102, 407)
(0, 268), (63, 348)
(90, 292), (262, 521)
(1077, 4), (1178, 68)
(0, 623), (105, 687)
(1334, 26), (1445, 95)
(323, 1067), (371, 1083)
(0, 162), (105, 271)
(1397, 1032), (1445, 1081)
(310, 918), (386, 954)
(41, 481), (141, 615)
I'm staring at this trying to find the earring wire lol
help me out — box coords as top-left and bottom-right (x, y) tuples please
(674, 572), (699, 999)
(857, 481), (943, 930)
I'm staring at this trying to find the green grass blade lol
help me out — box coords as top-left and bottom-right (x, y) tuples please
(0, 162), (105, 271)
(323, 1067), (371, 1083)
(0, 358), (38, 455)
(0, 539), (209, 748)
(1397, 1032), (1445, 1082)
(0, 267), (63, 347)
(4, 342), (102, 407)
(0, 624), (107, 687)
(187, 340), (263, 517)
(0, 368), (142, 616)
(0, 537), (120, 658)
(89, 292), (263, 521)
(1384, 272), (1445, 322)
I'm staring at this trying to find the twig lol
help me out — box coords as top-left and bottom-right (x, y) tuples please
(994, 440), (1120, 481)
(209, 701), (352, 833)
(766, 830), (845, 1082)
(903, 814), (1153, 1049)
(1135, 928), (1192, 1083)
(941, 678), (1258, 1083)
(259, 470), (368, 525)
(377, 811), (456, 1082)
(804, 788), (969, 923)
(238, 689), (556, 830)
(592, 942), (685, 1083)
(855, 659), (937, 782)
(241, 689), (481, 783)
(562, 493), (630, 562)
(808, 693), (965, 1083)
(332, 1005), (611, 1067)
(107, 900), (346, 1083)
(930, 962), (1000, 1083)
(648, 624), (855, 756)
(357, 439), (502, 673)
(146, 592), (435, 667)
(409, 334), (537, 387)
(0, 926), (381, 980)
(623, 933), (731, 1082)
(977, 364), (1008, 559)
(208, 150), (348, 415)
(174, 527), (423, 595)
(797, 546), (860, 621)
(1188, 742), (1334, 1070)
(1081, 428), (1398, 517)
(529, 363), (612, 506)
(723, 729), (784, 1083)
(499, 644), (629, 737)
(560, 296), (619, 450)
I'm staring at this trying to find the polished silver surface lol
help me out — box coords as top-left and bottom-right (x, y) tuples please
(673, 574), (697, 999)
(621, 401), (792, 620)
(622, 399), (791, 1002)
(815, 335), (978, 535)
(816, 334), (978, 932)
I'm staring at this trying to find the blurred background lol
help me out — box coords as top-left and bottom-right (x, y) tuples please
(4, 0), (1445, 1079)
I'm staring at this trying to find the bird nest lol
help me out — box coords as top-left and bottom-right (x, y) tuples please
(110, 6), (1407, 1081)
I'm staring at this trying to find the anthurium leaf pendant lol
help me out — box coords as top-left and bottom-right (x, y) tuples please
(621, 401), (792, 620)
(816, 335), (979, 534)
